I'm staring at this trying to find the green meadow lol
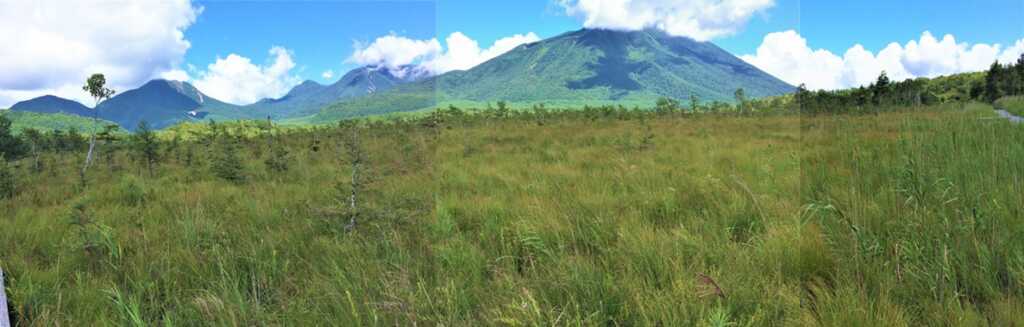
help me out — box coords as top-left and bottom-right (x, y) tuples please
(1, 103), (1023, 325)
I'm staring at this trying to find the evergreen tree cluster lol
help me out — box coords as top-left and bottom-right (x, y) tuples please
(983, 54), (1024, 101)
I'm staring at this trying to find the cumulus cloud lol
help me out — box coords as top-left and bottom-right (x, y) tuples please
(424, 32), (542, 73)
(741, 30), (1024, 90)
(322, 70), (335, 80)
(0, 0), (200, 107)
(349, 32), (540, 76)
(558, 0), (774, 41)
(190, 47), (303, 105)
(349, 34), (442, 72)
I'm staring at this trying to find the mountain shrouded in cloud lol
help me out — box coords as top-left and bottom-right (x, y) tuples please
(742, 30), (1024, 90)
(557, 0), (775, 41)
(348, 32), (542, 77)
(0, 0), (200, 107)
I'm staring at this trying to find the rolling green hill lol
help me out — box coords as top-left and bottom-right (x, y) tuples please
(0, 110), (117, 134)
(311, 28), (795, 122)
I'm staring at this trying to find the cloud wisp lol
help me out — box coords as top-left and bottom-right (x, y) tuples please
(348, 32), (541, 77)
(557, 0), (775, 41)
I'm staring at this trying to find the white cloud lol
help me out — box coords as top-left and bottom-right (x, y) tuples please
(741, 30), (1024, 90)
(558, 0), (774, 41)
(349, 34), (442, 72)
(161, 69), (191, 82)
(190, 47), (303, 105)
(424, 32), (541, 73)
(0, 0), (200, 107)
(349, 32), (541, 76)
(322, 70), (335, 80)
(0, 85), (96, 109)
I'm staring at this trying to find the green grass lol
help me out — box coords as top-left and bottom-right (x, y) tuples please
(1, 110), (118, 134)
(1, 104), (1023, 325)
(995, 96), (1024, 116)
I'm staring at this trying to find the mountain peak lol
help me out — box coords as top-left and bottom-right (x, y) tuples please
(298, 80), (323, 87)
(10, 94), (92, 116)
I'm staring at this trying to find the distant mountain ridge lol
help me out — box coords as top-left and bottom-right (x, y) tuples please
(7, 65), (422, 130)
(244, 65), (425, 119)
(9, 29), (796, 129)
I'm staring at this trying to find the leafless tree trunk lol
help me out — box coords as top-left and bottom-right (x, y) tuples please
(81, 105), (100, 177)
(344, 126), (364, 232)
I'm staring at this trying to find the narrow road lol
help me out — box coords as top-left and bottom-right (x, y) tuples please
(995, 109), (1023, 123)
(0, 269), (9, 327)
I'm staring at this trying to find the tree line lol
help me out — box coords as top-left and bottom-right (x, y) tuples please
(983, 54), (1024, 102)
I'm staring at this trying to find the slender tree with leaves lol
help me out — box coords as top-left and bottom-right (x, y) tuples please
(81, 74), (115, 179)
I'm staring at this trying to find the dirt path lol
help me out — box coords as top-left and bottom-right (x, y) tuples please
(996, 109), (1023, 123)
(0, 269), (8, 327)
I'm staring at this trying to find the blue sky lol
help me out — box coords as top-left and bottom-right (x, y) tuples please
(183, 0), (1022, 80)
(185, 0), (1024, 91)
(0, 0), (1021, 107)
(186, 1), (438, 83)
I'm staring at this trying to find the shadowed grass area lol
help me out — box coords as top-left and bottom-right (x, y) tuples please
(0, 104), (1022, 325)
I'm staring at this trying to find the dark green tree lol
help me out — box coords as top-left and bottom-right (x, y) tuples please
(0, 154), (14, 199)
(265, 136), (290, 173)
(133, 121), (160, 176)
(985, 62), (1005, 102)
(211, 137), (246, 183)
(0, 114), (25, 159)
(871, 71), (891, 106)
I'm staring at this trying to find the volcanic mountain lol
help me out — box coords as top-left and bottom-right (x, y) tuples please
(310, 28), (795, 121)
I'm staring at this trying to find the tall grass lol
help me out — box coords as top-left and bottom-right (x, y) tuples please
(0, 104), (1021, 325)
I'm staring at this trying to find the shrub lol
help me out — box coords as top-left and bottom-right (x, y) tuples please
(211, 137), (246, 183)
(132, 121), (160, 176)
(264, 141), (290, 173)
(116, 175), (148, 207)
(0, 155), (14, 199)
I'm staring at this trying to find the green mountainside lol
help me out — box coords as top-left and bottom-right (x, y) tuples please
(311, 28), (795, 122)
(1, 110), (118, 134)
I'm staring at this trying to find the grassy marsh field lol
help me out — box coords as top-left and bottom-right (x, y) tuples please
(1, 104), (1022, 325)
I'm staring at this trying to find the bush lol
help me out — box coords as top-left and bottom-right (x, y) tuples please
(116, 175), (148, 206)
(0, 155), (14, 199)
(211, 138), (246, 183)
(132, 121), (160, 176)
(0, 114), (25, 159)
(264, 141), (290, 173)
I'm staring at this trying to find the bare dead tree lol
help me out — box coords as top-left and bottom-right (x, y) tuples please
(340, 123), (367, 232)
